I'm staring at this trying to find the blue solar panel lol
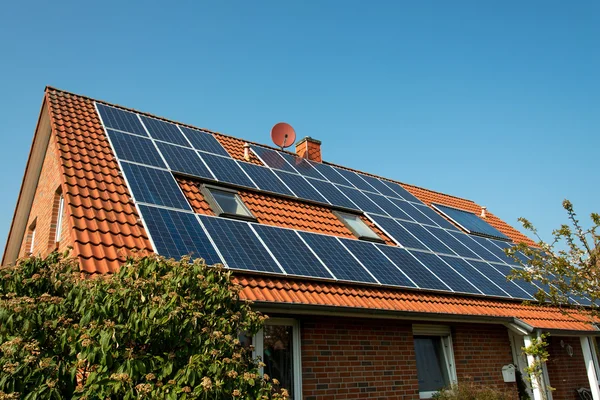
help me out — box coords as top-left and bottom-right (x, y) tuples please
(488, 240), (530, 265)
(274, 171), (328, 203)
(299, 232), (377, 283)
(198, 153), (257, 189)
(308, 162), (354, 186)
(433, 204), (509, 240)
(253, 225), (334, 279)
(336, 185), (385, 215)
(381, 181), (422, 203)
(489, 263), (541, 298)
(469, 236), (516, 265)
(377, 246), (449, 291)
(356, 175), (399, 198)
(251, 146), (297, 173)
(139, 115), (189, 147)
(410, 251), (480, 294)
(305, 178), (358, 210)
(388, 198), (436, 225)
(363, 192), (414, 220)
(96, 103), (148, 136)
(439, 255), (508, 297)
(155, 142), (214, 180)
(106, 129), (165, 168)
(412, 204), (459, 231)
(139, 205), (221, 264)
(341, 239), (417, 287)
(369, 215), (428, 250)
(238, 162), (294, 196)
(396, 220), (453, 255)
(199, 216), (281, 273)
(424, 226), (481, 259)
(278, 153), (325, 179)
(179, 127), (230, 157)
(333, 167), (378, 192)
(463, 259), (533, 299)
(121, 162), (191, 210)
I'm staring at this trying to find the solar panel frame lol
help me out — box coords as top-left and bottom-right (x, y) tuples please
(336, 185), (387, 215)
(409, 251), (481, 295)
(387, 198), (438, 226)
(105, 129), (166, 168)
(396, 220), (454, 255)
(305, 178), (359, 210)
(438, 255), (509, 298)
(362, 191), (416, 220)
(120, 162), (192, 211)
(462, 259), (533, 300)
(140, 115), (191, 147)
(179, 126), (230, 157)
(368, 215), (429, 251)
(155, 142), (215, 180)
(274, 170), (328, 204)
(139, 205), (221, 264)
(487, 239), (531, 265)
(380, 180), (422, 203)
(469, 236), (517, 265)
(96, 103), (149, 137)
(432, 203), (510, 240)
(424, 226), (482, 259)
(251, 146), (298, 173)
(332, 167), (378, 192)
(198, 215), (283, 274)
(198, 152), (257, 189)
(412, 204), (459, 231)
(356, 174), (399, 198)
(238, 162), (295, 197)
(307, 161), (354, 187)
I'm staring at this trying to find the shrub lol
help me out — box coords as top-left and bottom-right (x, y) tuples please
(432, 380), (515, 400)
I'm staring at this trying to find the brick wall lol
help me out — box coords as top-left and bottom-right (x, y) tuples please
(546, 336), (590, 400)
(19, 135), (71, 258)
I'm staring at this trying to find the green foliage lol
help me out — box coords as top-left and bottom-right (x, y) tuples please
(0, 251), (286, 399)
(521, 334), (552, 400)
(432, 380), (515, 400)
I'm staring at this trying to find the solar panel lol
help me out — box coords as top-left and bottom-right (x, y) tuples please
(96, 103), (148, 136)
(139, 205), (221, 264)
(238, 162), (294, 197)
(469, 236), (516, 265)
(357, 175), (400, 198)
(380, 181), (422, 203)
(424, 226), (481, 259)
(155, 142), (214, 180)
(410, 251), (480, 295)
(299, 232), (377, 283)
(106, 129), (165, 168)
(463, 259), (533, 299)
(432, 204), (509, 240)
(369, 215), (428, 251)
(305, 178), (358, 210)
(333, 167), (378, 192)
(179, 127), (230, 157)
(278, 153), (324, 179)
(341, 239), (417, 287)
(304, 162), (348, 187)
(251, 146), (297, 173)
(487, 240), (530, 265)
(412, 204), (459, 231)
(489, 263), (541, 298)
(377, 246), (449, 291)
(274, 171), (328, 204)
(362, 191), (415, 220)
(439, 255), (508, 298)
(336, 186), (386, 215)
(388, 198), (437, 226)
(253, 225), (334, 279)
(120, 162), (191, 210)
(140, 115), (190, 147)
(198, 153), (257, 189)
(396, 220), (453, 255)
(199, 216), (282, 273)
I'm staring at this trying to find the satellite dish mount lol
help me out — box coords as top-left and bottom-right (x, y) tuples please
(271, 122), (296, 150)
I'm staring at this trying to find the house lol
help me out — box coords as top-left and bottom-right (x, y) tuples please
(3, 86), (599, 400)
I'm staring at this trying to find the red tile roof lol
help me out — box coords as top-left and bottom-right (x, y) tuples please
(31, 86), (593, 332)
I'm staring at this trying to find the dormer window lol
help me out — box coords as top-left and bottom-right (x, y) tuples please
(201, 185), (256, 222)
(334, 211), (384, 243)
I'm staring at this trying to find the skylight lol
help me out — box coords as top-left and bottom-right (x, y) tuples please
(431, 204), (509, 241)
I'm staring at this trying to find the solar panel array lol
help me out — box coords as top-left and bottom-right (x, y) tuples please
(96, 103), (584, 304)
(432, 203), (510, 240)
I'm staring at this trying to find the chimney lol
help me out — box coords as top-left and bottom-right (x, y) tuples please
(480, 206), (487, 218)
(296, 136), (322, 163)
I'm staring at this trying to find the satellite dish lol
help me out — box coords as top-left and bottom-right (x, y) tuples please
(271, 122), (296, 150)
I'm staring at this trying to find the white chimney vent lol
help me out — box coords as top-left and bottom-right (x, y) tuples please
(481, 206), (487, 218)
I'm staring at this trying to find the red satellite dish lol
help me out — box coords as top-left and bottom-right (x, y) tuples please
(271, 122), (296, 150)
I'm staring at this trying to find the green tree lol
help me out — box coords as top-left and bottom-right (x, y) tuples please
(0, 251), (287, 399)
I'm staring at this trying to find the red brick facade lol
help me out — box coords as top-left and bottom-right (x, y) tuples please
(547, 336), (590, 400)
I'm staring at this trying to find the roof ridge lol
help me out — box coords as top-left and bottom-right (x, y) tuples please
(45, 86), (478, 206)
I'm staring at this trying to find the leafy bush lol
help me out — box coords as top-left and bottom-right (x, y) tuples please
(432, 380), (516, 400)
(0, 251), (286, 399)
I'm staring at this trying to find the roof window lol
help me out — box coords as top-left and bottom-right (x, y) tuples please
(201, 185), (256, 222)
(334, 211), (384, 243)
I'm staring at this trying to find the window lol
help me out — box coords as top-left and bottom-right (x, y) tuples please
(413, 325), (457, 399)
(26, 219), (37, 255)
(334, 211), (383, 243)
(55, 193), (64, 243)
(201, 185), (256, 221)
(252, 318), (302, 399)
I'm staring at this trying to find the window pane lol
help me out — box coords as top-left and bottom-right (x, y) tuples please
(264, 325), (294, 397)
(211, 190), (252, 217)
(339, 212), (380, 240)
(414, 336), (450, 393)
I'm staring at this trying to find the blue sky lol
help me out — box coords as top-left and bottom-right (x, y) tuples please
(0, 1), (598, 256)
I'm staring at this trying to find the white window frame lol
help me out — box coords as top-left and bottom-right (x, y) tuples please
(200, 184), (257, 222)
(30, 228), (36, 254)
(55, 194), (64, 243)
(413, 324), (457, 399)
(254, 318), (302, 399)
